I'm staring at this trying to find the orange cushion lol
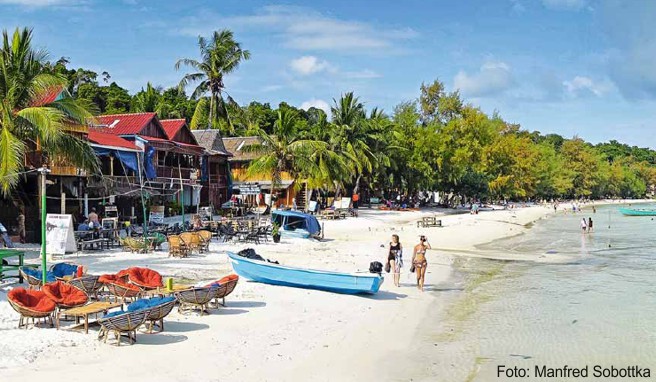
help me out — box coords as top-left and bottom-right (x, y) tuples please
(42, 281), (88, 306)
(127, 267), (163, 288)
(218, 274), (239, 285)
(99, 274), (118, 284)
(8, 288), (56, 313)
(116, 268), (131, 279)
(112, 279), (140, 291)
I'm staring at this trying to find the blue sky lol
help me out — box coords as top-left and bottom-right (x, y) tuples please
(1, 0), (656, 147)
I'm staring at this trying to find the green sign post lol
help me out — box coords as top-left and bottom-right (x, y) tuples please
(38, 167), (50, 284)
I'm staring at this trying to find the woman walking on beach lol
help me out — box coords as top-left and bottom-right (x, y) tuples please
(388, 234), (403, 287)
(412, 235), (431, 291)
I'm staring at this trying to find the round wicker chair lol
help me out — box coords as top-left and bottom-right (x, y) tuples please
(50, 262), (80, 281)
(175, 286), (216, 315)
(19, 267), (56, 290)
(127, 267), (163, 290)
(42, 281), (89, 310)
(106, 280), (141, 303)
(68, 275), (103, 300)
(98, 309), (148, 346)
(207, 274), (239, 307)
(127, 297), (177, 333)
(7, 287), (56, 328)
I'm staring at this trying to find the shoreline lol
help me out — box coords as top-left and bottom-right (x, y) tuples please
(1, 199), (652, 381)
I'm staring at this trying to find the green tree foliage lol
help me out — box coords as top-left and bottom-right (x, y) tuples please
(176, 29), (250, 133)
(0, 27), (98, 193)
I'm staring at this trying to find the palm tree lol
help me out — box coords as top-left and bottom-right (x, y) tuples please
(175, 29), (250, 133)
(330, 92), (376, 196)
(245, 109), (346, 197)
(0, 27), (98, 194)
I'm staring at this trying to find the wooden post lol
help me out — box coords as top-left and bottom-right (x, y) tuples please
(110, 156), (114, 176)
(60, 180), (65, 213)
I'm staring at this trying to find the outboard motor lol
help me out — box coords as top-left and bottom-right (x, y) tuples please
(369, 261), (383, 274)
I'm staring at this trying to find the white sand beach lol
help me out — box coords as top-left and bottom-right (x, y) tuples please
(0, 204), (588, 382)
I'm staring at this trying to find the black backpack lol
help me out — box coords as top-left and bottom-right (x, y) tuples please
(369, 261), (383, 274)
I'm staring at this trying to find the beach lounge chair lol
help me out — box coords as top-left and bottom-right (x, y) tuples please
(98, 309), (147, 346)
(123, 237), (149, 253)
(145, 232), (166, 250)
(42, 280), (89, 310)
(179, 232), (202, 253)
(106, 279), (141, 303)
(68, 275), (103, 300)
(7, 287), (56, 328)
(127, 267), (163, 290)
(207, 274), (239, 307)
(50, 262), (80, 281)
(167, 235), (190, 257)
(127, 297), (176, 333)
(19, 266), (55, 289)
(175, 286), (215, 315)
(196, 230), (212, 252)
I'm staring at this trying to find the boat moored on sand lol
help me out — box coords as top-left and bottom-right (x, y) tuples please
(227, 251), (384, 295)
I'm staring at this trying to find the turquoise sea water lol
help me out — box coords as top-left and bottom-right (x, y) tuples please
(460, 204), (656, 381)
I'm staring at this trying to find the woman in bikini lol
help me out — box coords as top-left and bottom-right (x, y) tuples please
(412, 235), (431, 291)
(388, 234), (403, 287)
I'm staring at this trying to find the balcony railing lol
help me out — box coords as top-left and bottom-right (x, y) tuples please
(25, 151), (86, 177)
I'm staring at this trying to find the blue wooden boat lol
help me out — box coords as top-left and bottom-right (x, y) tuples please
(619, 207), (656, 216)
(227, 252), (384, 294)
(271, 210), (321, 239)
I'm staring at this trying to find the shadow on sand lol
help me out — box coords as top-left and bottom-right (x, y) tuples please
(161, 321), (210, 333)
(137, 333), (188, 345)
(365, 290), (408, 300)
(225, 300), (266, 308)
(214, 308), (249, 315)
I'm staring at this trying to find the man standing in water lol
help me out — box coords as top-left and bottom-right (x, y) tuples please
(581, 218), (588, 233)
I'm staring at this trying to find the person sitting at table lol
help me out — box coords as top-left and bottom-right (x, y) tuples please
(78, 219), (91, 231)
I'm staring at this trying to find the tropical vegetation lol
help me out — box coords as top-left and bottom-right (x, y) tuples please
(4, 26), (656, 203)
(0, 27), (97, 194)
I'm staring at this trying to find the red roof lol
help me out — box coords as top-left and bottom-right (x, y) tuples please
(29, 85), (64, 107)
(160, 119), (186, 140)
(88, 129), (141, 151)
(93, 113), (157, 135)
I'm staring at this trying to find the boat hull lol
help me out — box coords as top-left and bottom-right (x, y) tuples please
(227, 252), (383, 294)
(618, 207), (656, 216)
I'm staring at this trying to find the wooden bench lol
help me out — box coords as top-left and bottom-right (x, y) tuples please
(0, 249), (30, 283)
(417, 216), (442, 228)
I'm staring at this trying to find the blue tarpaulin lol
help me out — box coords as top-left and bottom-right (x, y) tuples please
(92, 146), (139, 175)
(144, 146), (156, 180)
(272, 210), (321, 237)
(115, 151), (138, 173)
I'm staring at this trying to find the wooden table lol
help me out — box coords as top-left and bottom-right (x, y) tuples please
(0, 249), (26, 283)
(58, 301), (122, 333)
(141, 285), (192, 297)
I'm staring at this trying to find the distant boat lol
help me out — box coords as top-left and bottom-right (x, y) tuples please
(271, 210), (321, 239)
(227, 252), (384, 295)
(618, 207), (656, 216)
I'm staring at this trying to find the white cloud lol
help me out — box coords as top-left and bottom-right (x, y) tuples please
(300, 99), (330, 115)
(542, 0), (586, 10)
(563, 76), (609, 97)
(510, 0), (526, 13)
(178, 5), (417, 53)
(453, 61), (514, 97)
(290, 56), (332, 76)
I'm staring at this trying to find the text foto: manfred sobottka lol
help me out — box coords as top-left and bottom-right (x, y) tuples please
(498, 364), (651, 378)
